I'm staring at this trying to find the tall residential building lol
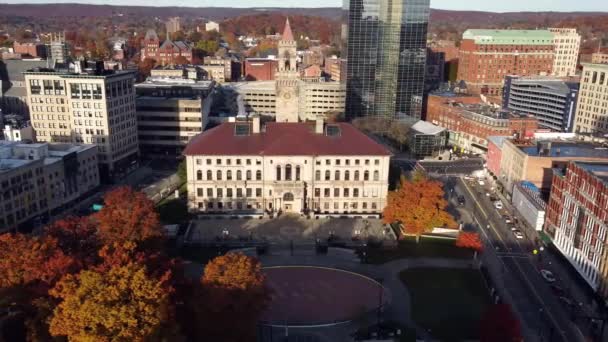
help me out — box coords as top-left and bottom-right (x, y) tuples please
(183, 117), (391, 215)
(166, 17), (182, 37)
(549, 28), (581, 77)
(545, 161), (608, 300)
(24, 66), (139, 181)
(48, 32), (69, 65)
(0, 141), (99, 232)
(457, 29), (555, 96)
(343, 0), (430, 122)
(503, 75), (579, 132)
(574, 63), (608, 135)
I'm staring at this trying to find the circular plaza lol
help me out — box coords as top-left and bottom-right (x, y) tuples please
(260, 266), (390, 327)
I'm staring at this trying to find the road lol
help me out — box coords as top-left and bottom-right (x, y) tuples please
(417, 159), (484, 176)
(453, 177), (586, 342)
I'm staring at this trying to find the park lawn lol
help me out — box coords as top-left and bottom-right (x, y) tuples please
(363, 236), (473, 264)
(399, 268), (491, 341)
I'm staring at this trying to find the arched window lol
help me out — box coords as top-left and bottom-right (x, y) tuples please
(296, 166), (301, 181)
(276, 166), (282, 181)
(216, 170), (222, 180)
(345, 171), (350, 181)
(196, 170), (202, 181)
(315, 170), (321, 181)
(256, 170), (262, 180)
(325, 170), (330, 181)
(285, 164), (292, 181)
(335, 170), (340, 181)
(227, 170), (232, 180)
(246, 170), (252, 181)
(364, 171), (369, 181)
(206, 170), (212, 180)
(283, 192), (294, 201)
(236, 170), (242, 181)
(354, 171), (360, 181)
(373, 171), (379, 181)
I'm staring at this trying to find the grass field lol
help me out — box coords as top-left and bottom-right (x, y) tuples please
(362, 236), (473, 264)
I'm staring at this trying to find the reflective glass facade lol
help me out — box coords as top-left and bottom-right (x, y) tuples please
(343, 0), (429, 122)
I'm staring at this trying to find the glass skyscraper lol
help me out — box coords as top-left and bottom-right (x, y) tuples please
(343, 0), (430, 122)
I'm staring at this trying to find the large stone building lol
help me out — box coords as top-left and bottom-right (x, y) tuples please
(135, 77), (215, 157)
(457, 29), (555, 95)
(503, 75), (579, 132)
(140, 29), (193, 66)
(545, 161), (608, 301)
(24, 65), (139, 181)
(549, 28), (581, 77)
(0, 141), (99, 232)
(426, 93), (538, 154)
(183, 117), (391, 215)
(13, 40), (47, 59)
(574, 63), (608, 135)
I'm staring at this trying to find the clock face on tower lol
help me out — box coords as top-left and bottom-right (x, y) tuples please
(282, 91), (292, 100)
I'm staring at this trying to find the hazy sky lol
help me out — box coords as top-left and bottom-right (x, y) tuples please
(3, 0), (608, 12)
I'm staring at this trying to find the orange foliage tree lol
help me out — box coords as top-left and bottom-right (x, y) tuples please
(94, 186), (163, 245)
(192, 253), (270, 341)
(45, 216), (100, 266)
(49, 263), (174, 341)
(480, 303), (523, 342)
(0, 233), (76, 289)
(383, 174), (456, 242)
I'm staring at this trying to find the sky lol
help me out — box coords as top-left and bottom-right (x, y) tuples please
(2, 0), (608, 12)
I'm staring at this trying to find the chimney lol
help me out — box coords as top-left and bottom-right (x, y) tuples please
(252, 114), (260, 134)
(315, 115), (324, 134)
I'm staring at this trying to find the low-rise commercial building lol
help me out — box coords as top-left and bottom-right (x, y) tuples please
(511, 181), (546, 231)
(244, 58), (277, 81)
(2, 114), (34, 142)
(409, 120), (448, 159)
(503, 75), (579, 132)
(183, 118), (391, 215)
(0, 141), (99, 232)
(545, 161), (608, 301)
(486, 136), (509, 176)
(13, 41), (47, 59)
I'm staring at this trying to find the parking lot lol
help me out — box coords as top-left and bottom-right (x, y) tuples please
(185, 215), (394, 245)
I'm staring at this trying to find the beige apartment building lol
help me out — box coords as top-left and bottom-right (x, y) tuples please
(0, 141), (99, 232)
(183, 117), (391, 216)
(591, 53), (608, 65)
(24, 68), (139, 180)
(550, 28), (581, 77)
(574, 63), (608, 135)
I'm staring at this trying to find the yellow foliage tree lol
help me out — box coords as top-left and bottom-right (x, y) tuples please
(49, 263), (172, 342)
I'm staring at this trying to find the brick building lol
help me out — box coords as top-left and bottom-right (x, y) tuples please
(140, 29), (193, 66)
(486, 136), (508, 177)
(426, 93), (538, 154)
(545, 161), (608, 301)
(457, 29), (555, 96)
(13, 41), (46, 58)
(244, 58), (278, 81)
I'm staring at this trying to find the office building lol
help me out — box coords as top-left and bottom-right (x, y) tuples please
(24, 66), (139, 180)
(409, 120), (448, 158)
(426, 93), (538, 154)
(183, 117), (391, 215)
(0, 141), (99, 232)
(166, 17), (182, 37)
(457, 29), (555, 95)
(244, 58), (278, 81)
(140, 29), (193, 66)
(503, 75), (579, 132)
(0, 59), (48, 116)
(135, 77), (215, 157)
(426, 48), (446, 92)
(203, 56), (238, 82)
(574, 63), (608, 135)
(549, 28), (581, 77)
(343, 0), (430, 121)
(591, 53), (608, 65)
(511, 181), (546, 231)
(545, 161), (608, 300)
(205, 21), (220, 33)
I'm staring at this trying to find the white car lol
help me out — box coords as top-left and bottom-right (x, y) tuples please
(494, 201), (503, 210)
(478, 180), (485, 186)
(540, 269), (556, 283)
(513, 230), (524, 239)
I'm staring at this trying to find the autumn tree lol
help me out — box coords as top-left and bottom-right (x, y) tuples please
(480, 304), (523, 342)
(190, 253), (270, 341)
(173, 55), (189, 65)
(95, 186), (164, 245)
(383, 174), (456, 242)
(45, 216), (100, 266)
(138, 57), (157, 80)
(0, 233), (76, 290)
(49, 263), (173, 341)
(455, 231), (483, 259)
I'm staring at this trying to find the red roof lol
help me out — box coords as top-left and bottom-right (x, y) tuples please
(183, 122), (392, 157)
(282, 18), (294, 41)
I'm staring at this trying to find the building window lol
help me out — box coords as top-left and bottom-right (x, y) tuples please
(237, 170), (242, 181)
(246, 170), (252, 181)
(372, 202), (377, 210)
(373, 171), (379, 181)
(217, 170), (222, 180)
(256, 188), (262, 197)
(296, 166), (301, 181)
(207, 170), (212, 180)
(353, 188), (359, 197)
(325, 170), (330, 181)
(344, 188), (350, 197)
(206, 159), (212, 165)
(246, 159), (251, 165)
(196, 159), (202, 165)
(285, 164), (292, 181)
(315, 188), (320, 197)
(276, 166), (282, 181)
(227, 170), (232, 180)
(227, 159), (232, 165)
(216, 159), (222, 165)
(236, 159), (241, 165)
(335, 170), (340, 181)
(315, 170), (321, 181)
(217, 188), (223, 198)
(246, 188), (252, 197)
(196, 170), (202, 180)
(256, 170), (262, 180)
(227, 188), (233, 197)
(336, 159), (341, 165)
(345, 171), (350, 181)
(364, 171), (369, 181)
(334, 188), (340, 197)
(284, 193), (294, 201)
(207, 188), (213, 197)
(236, 188), (243, 197)
(324, 188), (330, 197)
(197, 188), (203, 196)
(326, 159), (330, 165)
(354, 171), (360, 181)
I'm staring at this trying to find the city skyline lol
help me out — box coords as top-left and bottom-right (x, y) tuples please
(2, 0), (608, 12)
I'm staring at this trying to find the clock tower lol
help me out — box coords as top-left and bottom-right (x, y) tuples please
(275, 18), (300, 123)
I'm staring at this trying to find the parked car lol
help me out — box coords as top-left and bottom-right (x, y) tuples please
(550, 285), (565, 296)
(540, 269), (556, 283)
(478, 180), (485, 186)
(513, 230), (524, 239)
(509, 225), (518, 232)
(457, 196), (466, 206)
(494, 201), (503, 210)
(503, 215), (513, 224)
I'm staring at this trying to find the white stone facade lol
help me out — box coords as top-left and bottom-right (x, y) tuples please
(550, 28), (581, 77)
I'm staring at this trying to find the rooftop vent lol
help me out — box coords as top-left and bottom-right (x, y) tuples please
(325, 124), (341, 137)
(234, 123), (250, 136)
